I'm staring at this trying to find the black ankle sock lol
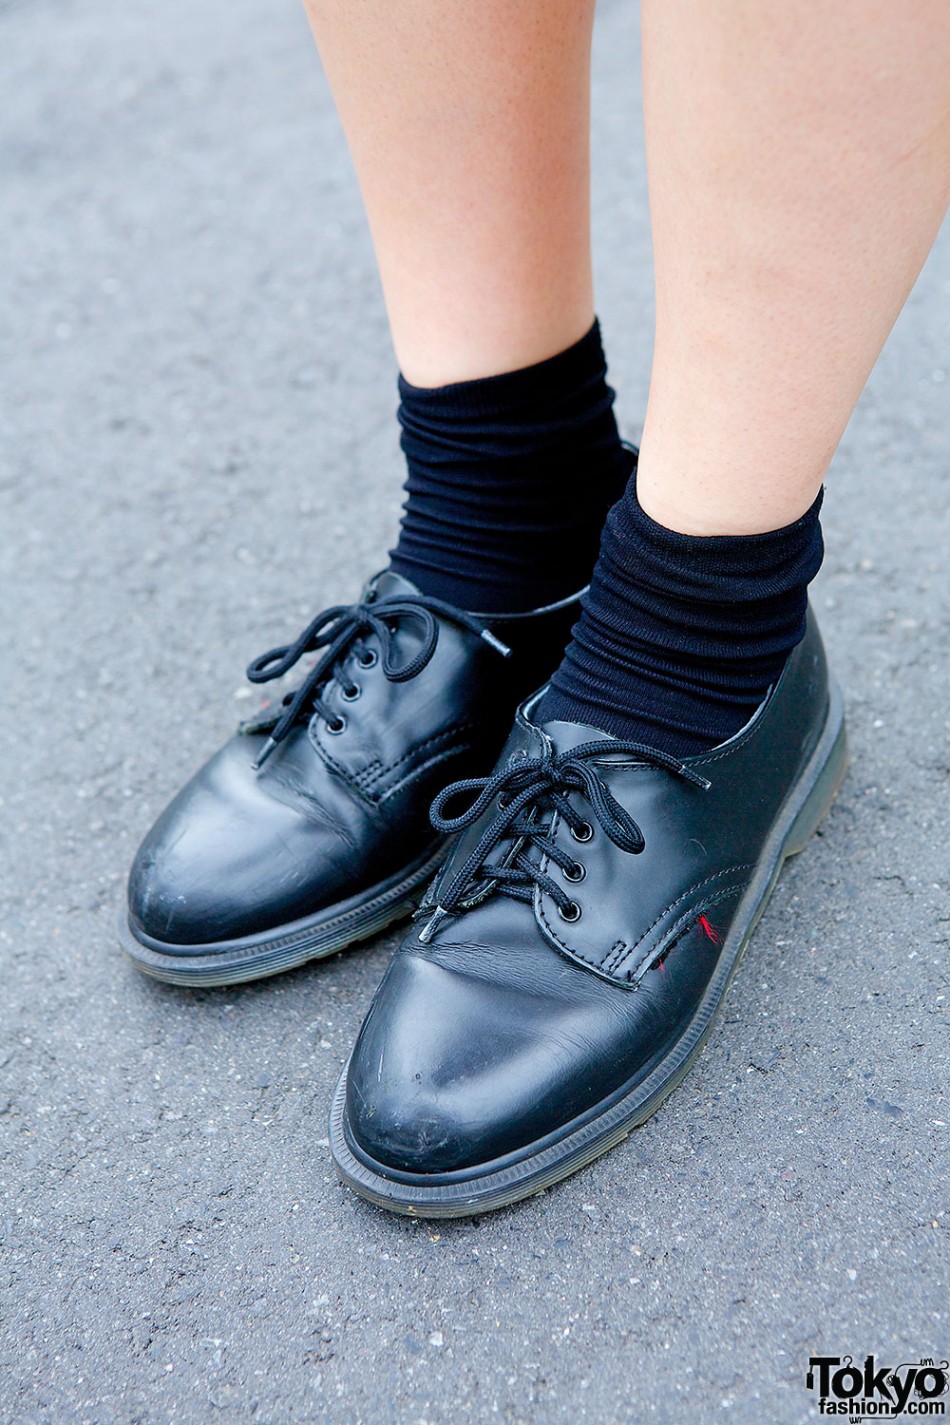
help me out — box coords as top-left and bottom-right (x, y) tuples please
(388, 321), (631, 614)
(537, 467), (824, 756)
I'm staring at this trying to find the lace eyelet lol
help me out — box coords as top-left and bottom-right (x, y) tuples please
(498, 793), (512, 810)
(562, 862), (586, 884)
(570, 822), (594, 844)
(558, 900), (582, 923)
(326, 716), (346, 735)
(358, 649), (378, 669)
(341, 684), (361, 702)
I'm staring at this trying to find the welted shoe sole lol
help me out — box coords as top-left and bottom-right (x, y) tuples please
(329, 680), (847, 1218)
(119, 841), (448, 988)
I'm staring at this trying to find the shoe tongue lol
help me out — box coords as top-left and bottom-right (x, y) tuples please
(362, 569), (422, 603)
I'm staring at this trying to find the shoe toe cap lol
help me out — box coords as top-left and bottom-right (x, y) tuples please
(343, 946), (613, 1176)
(344, 961), (508, 1175)
(127, 737), (344, 946)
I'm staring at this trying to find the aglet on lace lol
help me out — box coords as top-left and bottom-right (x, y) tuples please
(418, 905), (451, 945)
(252, 735), (280, 772)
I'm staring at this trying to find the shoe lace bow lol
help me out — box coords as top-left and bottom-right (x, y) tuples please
(245, 592), (510, 769)
(418, 739), (710, 941)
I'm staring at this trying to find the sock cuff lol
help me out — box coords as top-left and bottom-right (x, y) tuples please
(390, 316), (629, 614)
(397, 320), (610, 419)
(602, 471), (825, 604)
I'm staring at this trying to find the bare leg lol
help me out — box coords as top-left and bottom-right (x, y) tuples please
(319, 1), (950, 1215)
(302, 0), (597, 387)
(637, 0), (950, 535)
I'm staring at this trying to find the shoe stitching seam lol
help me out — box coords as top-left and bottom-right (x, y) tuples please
(536, 808), (753, 972)
(375, 741), (478, 805)
(612, 863), (754, 965)
(538, 863), (753, 976)
(354, 719), (481, 788)
(621, 883), (746, 982)
(314, 720), (481, 804)
(679, 641), (822, 772)
(537, 890), (598, 967)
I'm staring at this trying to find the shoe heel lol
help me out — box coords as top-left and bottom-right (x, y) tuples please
(783, 680), (848, 858)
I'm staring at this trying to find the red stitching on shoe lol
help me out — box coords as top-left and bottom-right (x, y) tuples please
(698, 914), (721, 945)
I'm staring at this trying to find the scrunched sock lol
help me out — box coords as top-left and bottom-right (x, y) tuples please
(537, 466), (824, 757)
(388, 320), (632, 615)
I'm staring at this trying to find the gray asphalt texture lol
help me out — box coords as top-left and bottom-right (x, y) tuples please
(3, 0), (949, 1421)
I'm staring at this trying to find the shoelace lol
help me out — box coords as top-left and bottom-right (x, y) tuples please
(417, 739), (711, 942)
(246, 593), (511, 769)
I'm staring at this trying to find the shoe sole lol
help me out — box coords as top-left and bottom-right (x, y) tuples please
(118, 841), (448, 988)
(329, 679), (848, 1218)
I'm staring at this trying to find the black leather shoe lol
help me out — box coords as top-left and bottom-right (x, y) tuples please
(120, 571), (580, 986)
(330, 610), (847, 1216)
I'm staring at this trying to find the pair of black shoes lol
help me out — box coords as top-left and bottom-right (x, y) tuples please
(122, 569), (846, 1217)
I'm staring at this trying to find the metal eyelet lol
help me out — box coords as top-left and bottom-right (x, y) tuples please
(563, 862), (586, 884)
(341, 684), (361, 702)
(558, 900), (582, 923)
(326, 716), (346, 735)
(570, 822), (594, 843)
(358, 649), (378, 669)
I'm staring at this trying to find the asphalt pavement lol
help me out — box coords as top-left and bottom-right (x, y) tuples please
(2, 0), (948, 1420)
